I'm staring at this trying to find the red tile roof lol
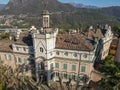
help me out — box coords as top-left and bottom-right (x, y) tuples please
(0, 31), (33, 52)
(0, 31), (95, 52)
(0, 40), (13, 52)
(56, 34), (95, 51)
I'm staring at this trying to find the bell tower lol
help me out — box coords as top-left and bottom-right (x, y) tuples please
(34, 0), (58, 83)
(42, 10), (50, 28)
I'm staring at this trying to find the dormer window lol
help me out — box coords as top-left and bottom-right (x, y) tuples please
(72, 40), (80, 45)
(40, 47), (43, 52)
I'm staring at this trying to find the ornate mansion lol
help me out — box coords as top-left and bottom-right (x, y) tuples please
(0, 10), (113, 84)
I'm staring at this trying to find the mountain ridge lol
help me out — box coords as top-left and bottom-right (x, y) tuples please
(1, 0), (76, 14)
(0, 0), (120, 28)
(69, 2), (98, 9)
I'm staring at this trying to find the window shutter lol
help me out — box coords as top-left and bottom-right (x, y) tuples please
(55, 63), (59, 68)
(81, 65), (86, 72)
(72, 65), (76, 71)
(63, 64), (67, 70)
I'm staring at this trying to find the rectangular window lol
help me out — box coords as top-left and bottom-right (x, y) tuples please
(9, 55), (11, 60)
(23, 47), (26, 51)
(63, 64), (67, 70)
(72, 64), (76, 71)
(68, 74), (71, 79)
(72, 75), (75, 80)
(50, 63), (53, 70)
(59, 73), (63, 78)
(24, 58), (28, 64)
(18, 57), (21, 63)
(81, 65), (86, 72)
(64, 73), (67, 78)
(55, 63), (59, 68)
(67, 74), (69, 79)
(16, 47), (19, 51)
(56, 72), (59, 77)
(75, 76), (78, 81)
(5, 54), (7, 60)
(15, 57), (17, 62)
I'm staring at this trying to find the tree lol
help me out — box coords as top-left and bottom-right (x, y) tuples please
(97, 57), (120, 90)
(112, 25), (120, 37)
(0, 83), (3, 90)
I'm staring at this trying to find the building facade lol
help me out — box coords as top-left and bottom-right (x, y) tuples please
(0, 10), (113, 85)
(32, 10), (113, 84)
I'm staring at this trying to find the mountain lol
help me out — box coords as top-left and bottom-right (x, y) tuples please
(0, 0), (120, 29)
(70, 3), (98, 9)
(100, 6), (120, 18)
(1, 0), (75, 14)
(0, 4), (5, 11)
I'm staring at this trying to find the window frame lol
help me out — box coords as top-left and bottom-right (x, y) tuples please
(72, 64), (76, 71)
(8, 55), (12, 60)
(81, 65), (86, 73)
(55, 63), (59, 68)
(63, 63), (67, 70)
(40, 47), (44, 52)
(18, 57), (22, 63)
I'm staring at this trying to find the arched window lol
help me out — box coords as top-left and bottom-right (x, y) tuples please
(40, 47), (43, 52)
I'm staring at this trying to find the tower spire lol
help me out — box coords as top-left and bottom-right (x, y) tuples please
(42, 0), (48, 10)
(42, 0), (50, 29)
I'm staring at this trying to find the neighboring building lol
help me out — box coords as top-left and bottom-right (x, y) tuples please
(0, 31), (34, 76)
(0, 10), (113, 85)
(86, 25), (113, 60)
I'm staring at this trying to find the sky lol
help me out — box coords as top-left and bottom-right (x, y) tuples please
(0, 0), (8, 4)
(0, 0), (120, 7)
(59, 0), (120, 7)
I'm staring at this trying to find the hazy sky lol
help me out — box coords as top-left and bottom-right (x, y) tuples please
(0, 0), (120, 7)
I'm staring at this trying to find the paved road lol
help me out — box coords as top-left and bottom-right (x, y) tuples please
(114, 38), (120, 62)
